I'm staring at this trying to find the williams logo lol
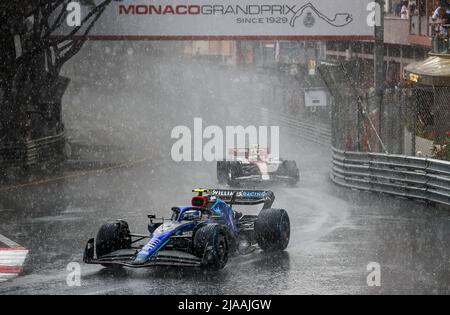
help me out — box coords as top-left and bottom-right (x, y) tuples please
(289, 2), (353, 28)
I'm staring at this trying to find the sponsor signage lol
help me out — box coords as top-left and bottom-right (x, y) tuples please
(305, 89), (328, 107)
(64, 0), (375, 40)
(210, 190), (267, 199)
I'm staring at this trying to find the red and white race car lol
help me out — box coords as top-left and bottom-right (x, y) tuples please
(217, 147), (299, 187)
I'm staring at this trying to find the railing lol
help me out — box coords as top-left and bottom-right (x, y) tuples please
(257, 108), (331, 146)
(0, 133), (65, 169)
(331, 147), (450, 206)
(431, 23), (450, 54)
(257, 107), (450, 207)
(410, 14), (431, 37)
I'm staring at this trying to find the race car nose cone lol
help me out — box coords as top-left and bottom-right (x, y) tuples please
(131, 255), (148, 265)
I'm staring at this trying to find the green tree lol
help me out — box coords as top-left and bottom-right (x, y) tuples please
(0, 0), (112, 145)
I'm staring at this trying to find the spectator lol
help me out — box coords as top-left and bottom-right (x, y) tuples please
(432, 6), (449, 53)
(409, 1), (418, 16)
(433, 0), (450, 20)
(400, 1), (409, 19)
(394, 0), (403, 16)
(434, 7), (448, 37)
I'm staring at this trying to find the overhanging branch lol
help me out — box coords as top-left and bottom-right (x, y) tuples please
(11, 0), (113, 69)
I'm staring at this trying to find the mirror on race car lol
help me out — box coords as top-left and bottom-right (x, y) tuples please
(171, 207), (180, 221)
(181, 210), (202, 221)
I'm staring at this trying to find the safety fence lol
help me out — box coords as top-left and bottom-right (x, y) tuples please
(0, 133), (65, 169)
(318, 59), (450, 160)
(258, 106), (450, 207)
(256, 107), (331, 146)
(331, 147), (450, 206)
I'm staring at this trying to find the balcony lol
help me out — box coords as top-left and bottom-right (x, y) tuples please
(385, 16), (411, 45)
(431, 24), (450, 55)
(404, 27), (450, 86)
(408, 2), (433, 47)
(384, 15), (431, 47)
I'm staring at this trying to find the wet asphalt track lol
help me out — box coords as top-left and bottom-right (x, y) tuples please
(0, 44), (450, 294)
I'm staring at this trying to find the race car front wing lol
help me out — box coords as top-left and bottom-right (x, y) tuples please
(232, 174), (298, 183)
(83, 238), (203, 268)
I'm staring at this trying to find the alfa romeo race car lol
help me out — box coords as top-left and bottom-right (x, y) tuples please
(217, 148), (300, 187)
(83, 189), (290, 270)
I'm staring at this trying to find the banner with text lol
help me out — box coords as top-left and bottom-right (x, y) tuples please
(65, 0), (375, 40)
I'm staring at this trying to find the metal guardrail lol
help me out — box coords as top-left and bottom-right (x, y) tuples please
(256, 108), (331, 146)
(0, 133), (65, 168)
(331, 147), (450, 206)
(258, 108), (450, 206)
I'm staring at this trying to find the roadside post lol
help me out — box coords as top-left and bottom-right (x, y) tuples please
(374, 0), (385, 152)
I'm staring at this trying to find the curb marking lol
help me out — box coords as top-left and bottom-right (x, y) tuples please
(0, 234), (29, 283)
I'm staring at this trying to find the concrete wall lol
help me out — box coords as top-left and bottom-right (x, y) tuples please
(385, 17), (411, 46)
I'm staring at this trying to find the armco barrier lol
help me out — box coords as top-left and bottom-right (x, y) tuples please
(331, 147), (450, 206)
(258, 108), (450, 206)
(255, 108), (331, 146)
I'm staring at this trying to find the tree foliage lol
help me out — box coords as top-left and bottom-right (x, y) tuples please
(0, 0), (113, 142)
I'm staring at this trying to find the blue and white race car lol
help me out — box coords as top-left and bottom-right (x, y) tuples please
(83, 189), (290, 270)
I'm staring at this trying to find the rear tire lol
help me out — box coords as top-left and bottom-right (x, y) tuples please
(95, 220), (132, 267)
(283, 161), (299, 186)
(255, 209), (290, 251)
(194, 224), (229, 270)
(217, 161), (228, 184)
(227, 163), (241, 187)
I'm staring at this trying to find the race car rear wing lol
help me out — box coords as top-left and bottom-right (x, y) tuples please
(207, 189), (275, 209)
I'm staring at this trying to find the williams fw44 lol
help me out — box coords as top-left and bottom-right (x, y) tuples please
(83, 189), (290, 270)
(218, 148), (300, 187)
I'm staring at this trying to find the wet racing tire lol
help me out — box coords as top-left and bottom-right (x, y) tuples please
(255, 209), (290, 251)
(227, 163), (242, 187)
(283, 160), (300, 186)
(95, 220), (132, 265)
(217, 161), (228, 184)
(194, 224), (229, 270)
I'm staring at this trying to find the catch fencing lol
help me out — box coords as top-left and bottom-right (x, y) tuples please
(331, 147), (450, 206)
(259, 99), (450, 207)
(257, 108), (331, 146)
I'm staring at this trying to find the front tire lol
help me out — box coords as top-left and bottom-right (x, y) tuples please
(194, 224), (229, 270)
(255, 209), (290, 251)
(95, 220), (132, 267)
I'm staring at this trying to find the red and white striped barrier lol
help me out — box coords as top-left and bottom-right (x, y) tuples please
(0, 234), (28, 283)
